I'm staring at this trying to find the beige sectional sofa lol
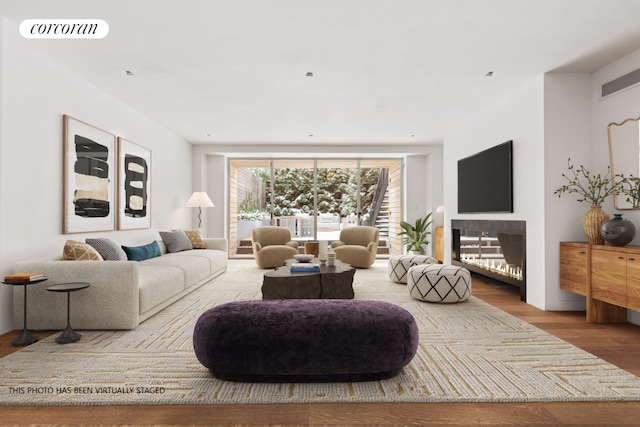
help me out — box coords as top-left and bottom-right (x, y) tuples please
(12, 238), (228, 330)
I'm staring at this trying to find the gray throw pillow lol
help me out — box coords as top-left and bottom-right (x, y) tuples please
(86, 238), (127, 261)
(159, 230), (193, 253)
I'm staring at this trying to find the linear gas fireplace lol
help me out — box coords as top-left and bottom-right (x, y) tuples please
(451, 219), (526, 301)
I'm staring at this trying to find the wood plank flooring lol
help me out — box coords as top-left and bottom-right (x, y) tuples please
(2, 274), (640, 425)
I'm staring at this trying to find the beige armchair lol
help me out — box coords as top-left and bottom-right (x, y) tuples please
(251, 226), (299, 268)
(331, 226), (379, 268)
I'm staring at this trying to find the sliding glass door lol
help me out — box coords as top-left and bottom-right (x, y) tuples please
(271, 160), (316, 239)
(229, 158), (402, 257)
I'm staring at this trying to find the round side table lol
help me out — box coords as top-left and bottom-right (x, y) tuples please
(2, 277), (48, 346)
(46, 282), (90, 344)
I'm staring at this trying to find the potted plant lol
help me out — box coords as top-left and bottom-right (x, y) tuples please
(399, 212), (432, 255)
(554, 158), (617, 244)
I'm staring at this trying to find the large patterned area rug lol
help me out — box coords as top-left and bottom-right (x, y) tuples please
(2, 259), (640, 406)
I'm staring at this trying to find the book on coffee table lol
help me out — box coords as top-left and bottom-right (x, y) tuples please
(290, 263), (320, 272)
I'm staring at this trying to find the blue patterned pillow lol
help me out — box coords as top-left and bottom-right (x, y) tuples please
(86, 238), (127, 261)
(121, 241), (161, 261)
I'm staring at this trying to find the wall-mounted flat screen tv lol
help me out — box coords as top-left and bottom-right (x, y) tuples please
(457, 140), (513, 214)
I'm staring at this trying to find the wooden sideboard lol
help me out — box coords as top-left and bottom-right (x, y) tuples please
(559, 241), (636, 323)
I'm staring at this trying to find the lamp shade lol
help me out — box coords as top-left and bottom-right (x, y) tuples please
(186, 192), (214, 208)
(436, 205), (445, 213)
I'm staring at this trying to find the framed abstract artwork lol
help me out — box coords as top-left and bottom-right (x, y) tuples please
(63, 115), (116, 234)
(117, 137), (151, 230)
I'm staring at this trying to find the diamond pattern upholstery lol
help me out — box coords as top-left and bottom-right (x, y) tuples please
(407, 264), (471, 303)
(388, 254), (438, 283)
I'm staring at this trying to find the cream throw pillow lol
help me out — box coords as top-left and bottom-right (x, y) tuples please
(63, 240), (104, 261)
(184, 228), (206, 249)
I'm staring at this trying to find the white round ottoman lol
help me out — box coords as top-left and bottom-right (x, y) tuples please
(388, 254), (438, 284)
(407, 264), (471, 303)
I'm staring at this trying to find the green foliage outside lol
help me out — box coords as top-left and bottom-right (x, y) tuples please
(240, 167), (382, 219)
(237, 191), (264, 220)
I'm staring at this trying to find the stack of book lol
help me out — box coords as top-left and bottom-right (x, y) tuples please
(3, 272), (46, 283)
(290, 262), (320, 273)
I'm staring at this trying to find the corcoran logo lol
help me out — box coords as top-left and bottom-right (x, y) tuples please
(19, 19), (109, 39)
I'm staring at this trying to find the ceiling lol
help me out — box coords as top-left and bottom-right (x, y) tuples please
(2, 0), (640, 145)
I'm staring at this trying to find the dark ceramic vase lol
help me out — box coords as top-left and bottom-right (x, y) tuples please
(601, 214), (636, 246)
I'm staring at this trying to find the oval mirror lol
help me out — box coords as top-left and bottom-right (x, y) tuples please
(609, 116), (640, 209)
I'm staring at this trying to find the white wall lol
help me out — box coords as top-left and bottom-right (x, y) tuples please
(445, 53), (640, 315)
(543, 73), (593, 311)
(405, 152), (443, 257)
(591, 47), (640, 323)
(0, 18), (194, 334)
(592, 48), (640, 229)
(444, 76), (547, 308)
(0, 17), (7, 333)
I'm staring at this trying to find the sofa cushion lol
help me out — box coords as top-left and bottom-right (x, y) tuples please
(184, 228), (206, 249)
(122, 241), (162, 261)
(160, 230), (193, 253)
(86, 238), (127, 261)
(137, 265), (185, 314)
(63, 240), (103, 261)
(140, 254), (210, 288)
(166, 249), (227, 275)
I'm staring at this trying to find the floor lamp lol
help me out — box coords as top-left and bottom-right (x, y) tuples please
(186, 192), (214, 228)
(435, 205), (445, 263)
(436, 205), (445, 226)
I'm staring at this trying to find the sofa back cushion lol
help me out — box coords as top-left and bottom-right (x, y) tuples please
(339, 226), (380, 247)
(63, 240), (104, 261)
(122, 241), (161, 261)
(86, 238), (128, 261)
(160, 230), (194, 253)
(251, 226), (293, 247)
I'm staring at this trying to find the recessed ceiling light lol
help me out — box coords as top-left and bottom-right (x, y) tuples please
(205, 133), (212, 137)
(411, 134), (416, 138)
(123, 70), (134, 76)
(485, 71), (494, 77)
(306, 72), (314, 77)
(308, 134), (314, 137)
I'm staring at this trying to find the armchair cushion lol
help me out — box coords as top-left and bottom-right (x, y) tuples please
(251, 226), (300, 268)
(332, 226), (379, 268)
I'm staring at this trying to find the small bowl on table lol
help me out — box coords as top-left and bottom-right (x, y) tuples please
(294, 254), (315, 263)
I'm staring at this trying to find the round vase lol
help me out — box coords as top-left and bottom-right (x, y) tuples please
(304, 241), (319, 257)
(601, 214), (636, 246)
(583, 206), (609, 245)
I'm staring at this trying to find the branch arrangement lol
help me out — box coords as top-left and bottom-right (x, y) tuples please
(617, 174), (640, 207)
(554, 158), (617, 206)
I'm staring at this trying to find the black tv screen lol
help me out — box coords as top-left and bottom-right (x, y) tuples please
(457, 140), (513, 213)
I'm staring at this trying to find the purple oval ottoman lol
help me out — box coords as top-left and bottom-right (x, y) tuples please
(193, 299), (419, 383)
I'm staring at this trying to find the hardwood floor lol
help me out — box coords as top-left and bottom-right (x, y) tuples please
(2, 273), (640, 425)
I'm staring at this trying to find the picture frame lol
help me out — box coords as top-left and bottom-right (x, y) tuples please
(63, 115), (116, 234)
(117, 137), (151, 230)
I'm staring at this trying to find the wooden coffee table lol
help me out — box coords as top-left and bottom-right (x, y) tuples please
(262, 259), (355, 299)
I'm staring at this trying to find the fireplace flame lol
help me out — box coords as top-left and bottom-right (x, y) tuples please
(460, 254), (523, 281)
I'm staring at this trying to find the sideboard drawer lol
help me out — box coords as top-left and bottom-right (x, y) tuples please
(559, 242), (589, 296)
